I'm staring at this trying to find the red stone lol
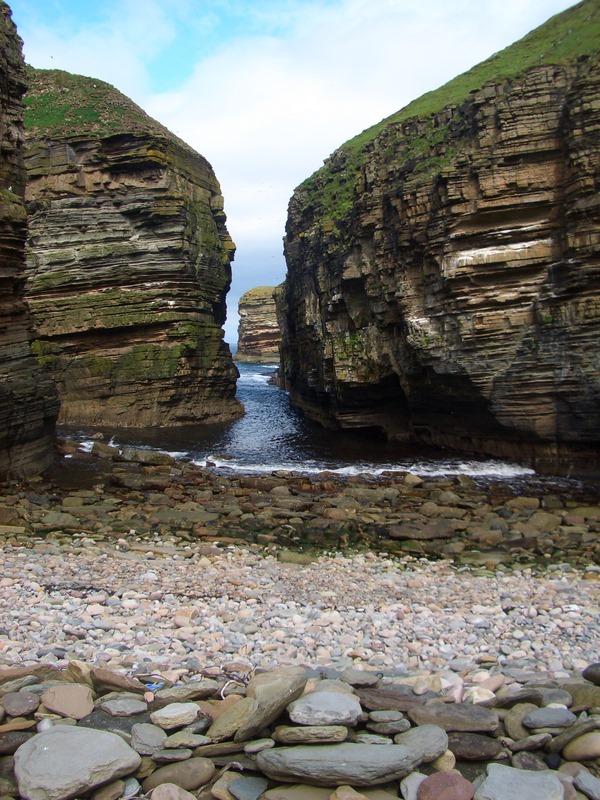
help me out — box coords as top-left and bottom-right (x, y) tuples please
(417, 771), (475, 800)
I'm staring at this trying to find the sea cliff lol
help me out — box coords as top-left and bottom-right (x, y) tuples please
(281, 0), (600, 475)
(0, 3), (58, 479)
(23, 68), (242, 428)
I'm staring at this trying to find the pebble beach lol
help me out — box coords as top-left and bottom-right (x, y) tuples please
(1, 441), (600, 799)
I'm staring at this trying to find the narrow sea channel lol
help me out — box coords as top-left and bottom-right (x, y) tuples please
(69, 362), (536, 481)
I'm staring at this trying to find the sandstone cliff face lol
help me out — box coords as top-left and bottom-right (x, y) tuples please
(282, 3), (600, 475)
(236, 286), (281, 363)
(0, 4), (58, 479)
(24, 69), (242, 428)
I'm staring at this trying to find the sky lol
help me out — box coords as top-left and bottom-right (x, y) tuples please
(10, 0), (578, 344)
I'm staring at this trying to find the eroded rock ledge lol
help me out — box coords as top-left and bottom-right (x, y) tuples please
(281, 2), (600, 476)
(23, 68), (242, 428)
(0, 4), (58, 479)
(236, 286), (281, 363)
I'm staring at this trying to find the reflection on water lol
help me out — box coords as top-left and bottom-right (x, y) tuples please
(65, 362), (537, 479)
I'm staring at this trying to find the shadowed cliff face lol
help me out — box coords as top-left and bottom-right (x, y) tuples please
(23, 69), (242, 428)
(236, 286), (281, 363)
(282, 8), (600, 474)
(0, 4), (58, 479)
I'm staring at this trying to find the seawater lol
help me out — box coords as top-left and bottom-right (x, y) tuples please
(72, 362), (535, 480)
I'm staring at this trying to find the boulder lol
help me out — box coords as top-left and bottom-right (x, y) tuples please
(14, 725), (141, 800)
(256, 742), (426, 787)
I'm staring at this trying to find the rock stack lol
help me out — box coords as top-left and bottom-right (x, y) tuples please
(23, 68), (242, 429)
(0, 2), (58, 479)
(236, 287), (281, 364)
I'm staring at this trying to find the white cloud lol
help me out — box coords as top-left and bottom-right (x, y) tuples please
(142, 0), (576, 343)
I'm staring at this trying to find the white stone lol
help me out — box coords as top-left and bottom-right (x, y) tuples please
(400, 772), (427, 800)
(150, 703), (201, 730)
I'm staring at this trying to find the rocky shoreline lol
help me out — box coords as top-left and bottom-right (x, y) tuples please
(0, 441), (599, 798)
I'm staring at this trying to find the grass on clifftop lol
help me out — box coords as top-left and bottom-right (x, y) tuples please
(298, 0), (600, 219)
(24, 67), (178, 141)
(347, 0), (600, 155)
(240, 286), (278, 301)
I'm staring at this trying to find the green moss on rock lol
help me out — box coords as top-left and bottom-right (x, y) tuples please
(25, 67), (176, 142)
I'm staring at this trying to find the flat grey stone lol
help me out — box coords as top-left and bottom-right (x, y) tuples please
(14, 724), (141, 800)
(356, 685), (428, 712)
(399, 772), (427, 800)
(228, 775), (269, 800)
(152, 748), (192, 763)
(97, 693), (148, 717)
(408, 701), (499, 733)
(473, 763), (564, 800)
(153, 681), (221, 707)
(287, 690), (362, 727)
(523, 706), (576, 729)
(256, 742), (424, 787)
(354, 733), (394, 745)
(164, 731), (210, 749)
(150, 703), (201, 730)
(393, 724), (448, 762)
(340, 669), (381, 687)
(130, 723), (168, 756)
(369, 710), (405, 723)
(574, 770), (600, 800)
(368, 717), (411, 735)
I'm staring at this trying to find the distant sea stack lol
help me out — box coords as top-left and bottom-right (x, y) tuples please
(236, 286), (281, 363)
(0, 3), (58, 479)
(23, 67), (242, 428)
(281, 0), (600, 475)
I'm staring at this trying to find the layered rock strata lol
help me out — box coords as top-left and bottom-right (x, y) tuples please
(24, 68), (242, 428)
(0, 3), (58, 479)
(281, 1), (600, 475)
(236, 285), (281, 362)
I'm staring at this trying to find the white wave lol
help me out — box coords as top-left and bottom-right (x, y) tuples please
(239, 373), (274, 385)
(238, 368), (278, 385)
(77, 440), (95, 453)
(192, 455), (534, 479)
